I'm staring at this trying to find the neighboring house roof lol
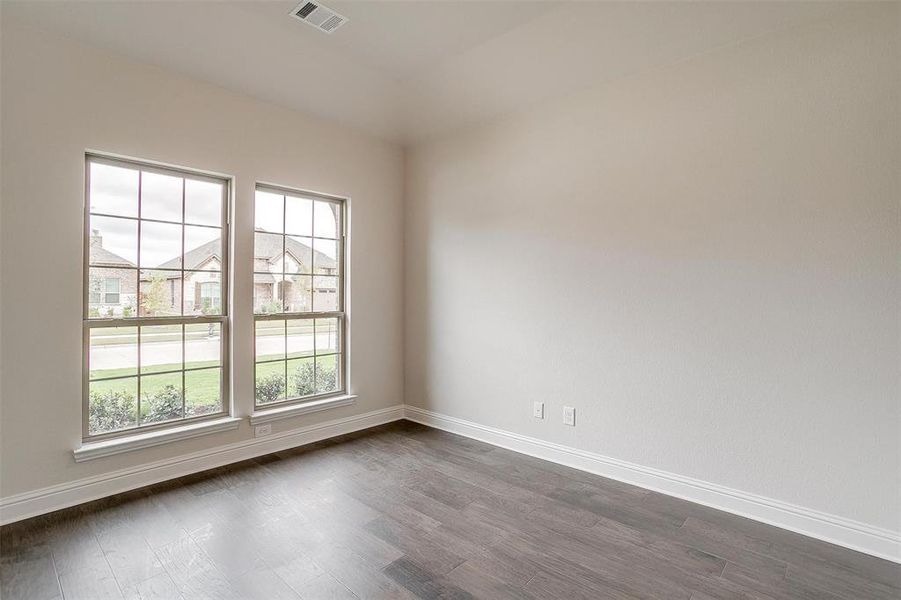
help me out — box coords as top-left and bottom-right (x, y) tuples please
(253, 231), (337, 271)
(156, 239), (220, 271)
(90, 245), (135, 268)
(145, 232), (336, 279)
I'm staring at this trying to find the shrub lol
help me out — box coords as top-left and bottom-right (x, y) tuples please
(255, 373), (284, 404)
(317, 362), (337, 393)
(122, 305), (133, 318)
(89, 389), (136, 434)
(144, 384), (183, 423)
(291, 361), (337, 397)
(292, 361), (316, 397)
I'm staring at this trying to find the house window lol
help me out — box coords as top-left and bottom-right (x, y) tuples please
(89, 277), (120, 304)
(253, 184), (346, 407)
(200, 282), (221, 312)
(84, 154), (230, 440)
(104, 278), (121, 304)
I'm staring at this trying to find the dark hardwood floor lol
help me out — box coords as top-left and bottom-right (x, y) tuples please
(1, 421), (898, 599)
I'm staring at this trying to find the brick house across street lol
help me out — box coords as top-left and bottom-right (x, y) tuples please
(88, 230), (338, 317)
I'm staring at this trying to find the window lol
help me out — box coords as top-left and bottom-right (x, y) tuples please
(104, 278), (121, 304)
(84, 155), (230, 439)
(89, 277), (120, 305)
(200, 282), (221, 312)
(253, 184), (345, 407)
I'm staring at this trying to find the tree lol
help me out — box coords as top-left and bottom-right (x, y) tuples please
(141, 273), (169, 315)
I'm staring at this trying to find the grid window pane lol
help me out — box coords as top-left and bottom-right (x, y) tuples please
(285, 275), (312, 313)
(312, 238), (338, 275)
(140, 221), (182, 269)
(88, 268), (138, 318)
(287, 318), (315, 359)
(256, 320), (285, 362)
(185, 179), (222, 226)
(285, 195), (313, 236)
(185, 323), (221, 370)
(312, 276), (339, 312)
(255, 360), (286, 405)
(185, 272), (222, 316)
(89, 327), (137, 380)
(315, 354), (339, 394)
(255, 231), (284, 267)
(288, 357), (315, 398)
(255, 191), (284, 234)
(85, 156), (228, 439)
(186, 368), (222, 416)
(89, 215), (138, 266)
(140, 371), (184, 425)
(139, 271), (182, 317)
(89, 377), (138, 435)
(184, 226), (222, 272)
(140, 325), (182, 374)
(285, 236), (313, 274)
(254, 273), (280, 314)
(141, 171), (183, 222)
(89, 162), (139, 218)
(313, 200), (339, 239)
(315, 318), (340, 354)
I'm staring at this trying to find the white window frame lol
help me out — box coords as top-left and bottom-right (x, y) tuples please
(253, 183), (347, 410)
(83, 154), (231, 442)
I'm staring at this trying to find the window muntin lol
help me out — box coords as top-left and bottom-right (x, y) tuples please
(84, 155), (229, 440)
(253, 185), (345, 408)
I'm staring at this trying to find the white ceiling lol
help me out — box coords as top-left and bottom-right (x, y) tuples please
(4, 0), (851, 144)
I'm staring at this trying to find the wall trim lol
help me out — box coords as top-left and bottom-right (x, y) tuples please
(4, 402), (898, 564)
(0, 404), (404, 526)
(403, 405), (901, 564)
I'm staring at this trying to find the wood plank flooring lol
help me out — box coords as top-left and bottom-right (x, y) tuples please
(1, 421), (898, 599)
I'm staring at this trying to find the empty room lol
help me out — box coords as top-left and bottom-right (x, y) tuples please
(0, 1), (899, 598)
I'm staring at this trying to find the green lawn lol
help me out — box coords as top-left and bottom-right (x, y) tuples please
(90, 352), (338, 416)
(90, 362), (222, 416)
(255, 353), (338, 404)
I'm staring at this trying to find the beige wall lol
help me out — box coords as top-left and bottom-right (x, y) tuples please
(0, 20), (404, 497)
(405, 4), (900, 532)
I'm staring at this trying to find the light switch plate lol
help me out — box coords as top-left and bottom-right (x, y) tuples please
(532, 401), (545, 419)
(563, 406), (575, 426)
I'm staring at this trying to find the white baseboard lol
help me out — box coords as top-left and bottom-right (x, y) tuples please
(4, 402), (898, 564)
(403, 405), (901, 564)
(0, 404), (404, 526)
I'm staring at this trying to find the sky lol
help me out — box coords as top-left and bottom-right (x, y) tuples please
(88, 162), (338, 267)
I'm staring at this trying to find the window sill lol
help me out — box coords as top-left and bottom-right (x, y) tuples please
(73, 417), (242, 463)
(249, 394), (357, 425)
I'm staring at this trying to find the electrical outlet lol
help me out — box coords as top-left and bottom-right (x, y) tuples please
(563, 406), (575, 426)
(254, 424), (272, 438)
(532, 401), (544, 419)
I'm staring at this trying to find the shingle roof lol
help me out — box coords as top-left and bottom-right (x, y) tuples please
(90, 245), (135, 267)
(156, 233), (336, 272)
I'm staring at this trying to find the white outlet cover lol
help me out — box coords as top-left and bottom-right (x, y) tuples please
(255, 424), (272, 438)
(533, 401), (545, 419)
(563, 406), (575, 426)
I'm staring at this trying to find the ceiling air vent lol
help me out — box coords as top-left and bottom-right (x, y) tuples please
(289, 1), (348, 34)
